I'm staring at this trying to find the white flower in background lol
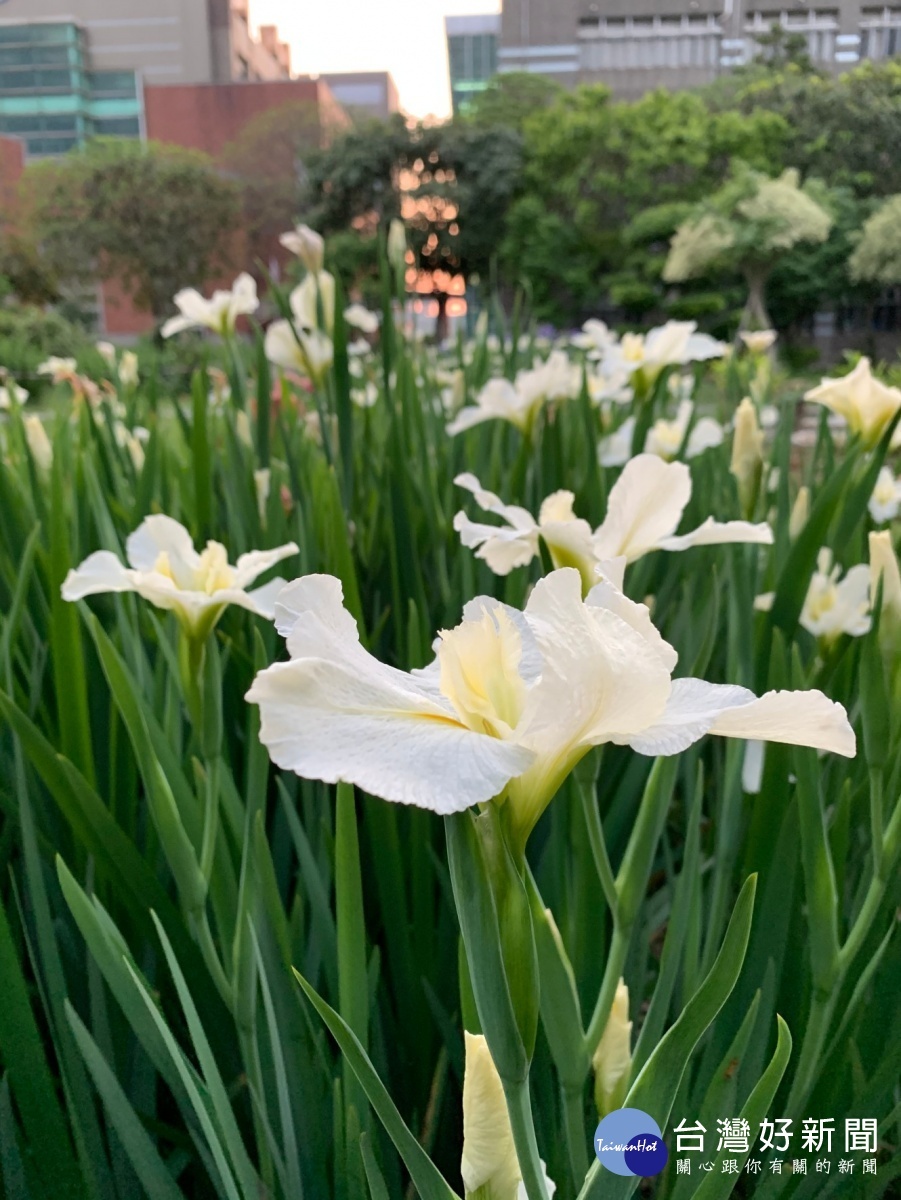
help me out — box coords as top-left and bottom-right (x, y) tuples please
(592, 979), (632, 1118)
(24, 415), (53, 472)
(96, 341), (116, 366)
(279, 224), (324, 273)
(799, 549), (871, 644)
(447, 378), (537, 436)
(598, 418), (636, 467)
(740, 330), (777, 355)
(351, 381), (379, 408)
(248, 569), (854, 845)
(459, 1033), (556, 1200)
(592, 454), (772, 564)
(161, 273), (259, 338)
(805, 357), (901, 447)
(265, 320), (333, 385)
(254, 467), (271, 525)
(602, 320), (726, 383)
(0, 382), (28, 409)
(644, 400), (724, 461)
(868, 466), (901, 524)
(448, 354), (580, 436)
(118, 350), (139, 388)
(870, 530), (901, 623)
(112, 421), (146, 471)
(37, 356), (77, 382)
(62, 515), (298, 640)
(455, 456), (772, 592)
(290, 270), (336, 333)
(573, 318), (616, 358)
(588, 369), (632, 407)
(344, 303), (379, 334)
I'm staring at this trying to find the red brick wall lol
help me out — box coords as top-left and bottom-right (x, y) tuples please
(0, 136), (24, 228)
(144, 78), (335, 156)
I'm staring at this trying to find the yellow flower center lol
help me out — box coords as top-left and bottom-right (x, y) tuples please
(621, 333), (646, 363)
(153, 542), (236, 593)
(437, 607), (527, 740)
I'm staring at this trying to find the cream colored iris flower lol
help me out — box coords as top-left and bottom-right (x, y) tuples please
(62, 515), (298, 640)
(755, 548), (871, 645)
(804, 357), (901, 447)
(601, 320), (725, 384)
(0, 382), (28, 409)
(447, 353), (580, 437)
(453, 454), (772, 593)
(279, 224), (325, 273)
(247, 568), (854, 847)
(265, 321), (334, 385)
(869, 466), (901, 525)
(598, 402), (723, 468)
(161, 273), (259, 339)
(461, 1033), (556, 1200)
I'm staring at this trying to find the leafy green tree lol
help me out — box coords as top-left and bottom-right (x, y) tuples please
(664, 165), (833, 329)
(465, 71), (563, 133)
(501, 85), (788, 323)
(23, 139), (240, 319)
(849, 194), (901, 286)
(306, 117), (524, 313)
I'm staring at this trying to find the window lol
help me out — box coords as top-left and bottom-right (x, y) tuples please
(91, 116), (140, 137)
(87, 71), (137, 99)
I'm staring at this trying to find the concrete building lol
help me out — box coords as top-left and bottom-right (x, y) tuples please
(446, 14), (501, 114)
(499, 1), (901, 99)
(0, 0), (290, 157)
(319, 72), (400, 120)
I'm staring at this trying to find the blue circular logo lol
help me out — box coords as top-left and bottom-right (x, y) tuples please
(594, 1108), (668, 1177)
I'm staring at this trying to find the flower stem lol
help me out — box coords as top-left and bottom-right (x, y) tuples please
(785, 989), (836, 1117)
(502, 1075), (550, 1200)
(561, 1082), (589, 1183)
(584, 924), (629, 1059)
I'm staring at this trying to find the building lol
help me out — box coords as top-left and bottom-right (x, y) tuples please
(0, 0), (290, 158)
(143, 78), (345, 157)
(0, 135), (24, 219)
(319, 72), (400, 120)
(446, 14), (501, 114)
(499, 1), (901, 100)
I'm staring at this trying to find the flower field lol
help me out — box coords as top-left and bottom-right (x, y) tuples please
(0, 232), (899, 1200)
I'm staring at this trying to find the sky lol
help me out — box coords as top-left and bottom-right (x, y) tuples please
(251, 0), (501, 120)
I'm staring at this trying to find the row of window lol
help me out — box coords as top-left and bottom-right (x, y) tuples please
(0, 68), (137, 98)
(0, 23), (79, 46)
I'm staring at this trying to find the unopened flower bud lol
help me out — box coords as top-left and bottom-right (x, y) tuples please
(730, 398), (764, 519)
(280, 224), (324, 274)
(789, 486), (810, 540)
(592, 978), (632, 1118)
(387, 218), (408, 272)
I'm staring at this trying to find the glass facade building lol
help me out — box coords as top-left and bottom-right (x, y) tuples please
(0, 23), (142, 157)
(446, 15), (500, 115)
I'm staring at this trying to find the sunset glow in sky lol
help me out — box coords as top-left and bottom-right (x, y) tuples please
(251, 0), (501, 120)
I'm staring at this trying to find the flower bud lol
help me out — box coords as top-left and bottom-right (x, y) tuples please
(789, 486), (810, 540)
(24, 415), (53, 473)
(387, 218), (408, 272)
(279, 223), (324, 274)
(730, 398), (764, 519)
(592, 978), (632, 1117)
(461, 1033), (521, 1200)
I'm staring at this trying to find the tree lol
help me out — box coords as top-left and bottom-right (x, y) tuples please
(221, 102), (331, 269)
(849, 195), (901, 286)
(23, 139), (240, 319)
(465, 71), (563, 133)
(500, 85), (788, 323)
(663, 166), (833, 329)
(305, 117), (525, 321)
